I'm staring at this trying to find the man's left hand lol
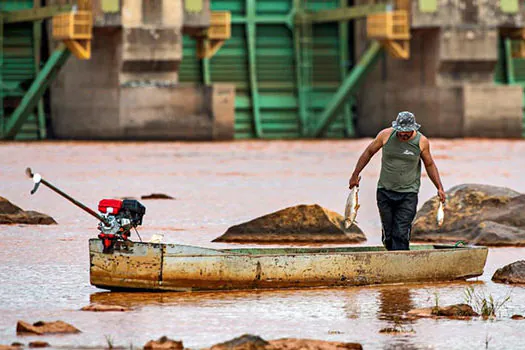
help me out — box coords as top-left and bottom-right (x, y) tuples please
(437, 188), (446, 203)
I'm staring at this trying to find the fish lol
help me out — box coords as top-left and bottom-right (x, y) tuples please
(436, 200), (445, 227)
(344, 186), (360, 229)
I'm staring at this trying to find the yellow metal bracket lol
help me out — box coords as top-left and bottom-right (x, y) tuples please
(64, 40), (91, 60)
(194, 11), (231, 59)
(380, 40), (410, 59)
(197, 39), (225, 59)
(501, 28), (525, 58)
(366, 10), (410, 59)
(51, 0), (93, 60)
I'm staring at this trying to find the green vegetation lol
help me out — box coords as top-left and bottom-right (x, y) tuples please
(464, 286), (511, 318)
(105, 334), (114, 349)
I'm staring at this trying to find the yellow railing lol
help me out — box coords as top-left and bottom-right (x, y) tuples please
(52, 11), (92, 40)
(195, 11), (231, 59)
(51, 0), (93, 60)
(208, 11), (231, 40)
(367, 10), (410, 40)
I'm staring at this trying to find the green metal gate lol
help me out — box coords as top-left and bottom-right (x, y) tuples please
(1, 0), (46, 140)
(179, 0), (354, 139)
(495, 37), (525, 137)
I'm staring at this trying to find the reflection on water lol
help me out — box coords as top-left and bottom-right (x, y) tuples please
(1, 140), (525, 349)
(377, 287), (414, 321)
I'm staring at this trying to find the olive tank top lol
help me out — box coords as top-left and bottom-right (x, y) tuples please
(377, 130), (422, 193)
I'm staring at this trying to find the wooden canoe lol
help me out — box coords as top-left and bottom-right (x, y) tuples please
(89, 239), (488, 292)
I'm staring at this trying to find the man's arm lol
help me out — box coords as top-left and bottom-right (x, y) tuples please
(420, 136), (446, 202)
(349, 130), (387, 188)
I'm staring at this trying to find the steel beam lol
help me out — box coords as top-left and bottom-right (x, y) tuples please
(339, 0), (353, 137)
(202, 57), (211, 85)
(246, 0), (263, 137)
(312, 41), (382, 137)
(232, 14), (288, 24)
(504, 38), (515, 84)
(231, 4), (389, 25)
(34, 16), (46, 139)
(4, 44), (71, 139)
(310, 3), (389, 23)
(293, 0), (311, 136)
(0, 13), (3, 137)
(1, 4), (72, 23)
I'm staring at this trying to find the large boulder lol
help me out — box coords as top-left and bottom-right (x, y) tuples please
(267, 339), (362, 350)
(16, 321), (80, 335)
(411, 184), (525, 246)
(0, 197), (56, 225)
(407, 304), (479, 319)
(210, 334), (268, 350)
(143, 336), (183, 350)
(212, 204), (366, 244)
(209, 334), (362, 350)
(492, 260), (525, 284)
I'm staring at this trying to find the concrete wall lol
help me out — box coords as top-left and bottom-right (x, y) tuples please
(89, 0), (210, 30)
(411, 0), (525, 28)
(49, 0), (233, 140)
(120, 0), (183, 85)
(51, 28), (235, 140)
(355, 27), (466, 137)
(119, 84), (234, 140)
(51, 28), (123, 139)
(353, 0), (523, 138)
(463, 84), (523, 138)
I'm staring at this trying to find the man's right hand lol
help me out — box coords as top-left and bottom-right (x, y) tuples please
(349, 174), (361, 189)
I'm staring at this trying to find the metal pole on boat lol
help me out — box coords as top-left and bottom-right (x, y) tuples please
(25, 167), (111, 226)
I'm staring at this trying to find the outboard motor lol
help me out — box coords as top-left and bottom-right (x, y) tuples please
(97, 199), (146, 251)
(25, 167), (146, 253)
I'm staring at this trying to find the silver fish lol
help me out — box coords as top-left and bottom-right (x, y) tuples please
(436, 200), (445, 227)
(344, 186), (360, 229)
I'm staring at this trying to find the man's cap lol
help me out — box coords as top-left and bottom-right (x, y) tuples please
(392, 111), (421, 132)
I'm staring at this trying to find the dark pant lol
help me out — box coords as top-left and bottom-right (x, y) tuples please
(377, 189), (418, 251)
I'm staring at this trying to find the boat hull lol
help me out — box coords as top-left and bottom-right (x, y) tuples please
(89, 239), (488, 291)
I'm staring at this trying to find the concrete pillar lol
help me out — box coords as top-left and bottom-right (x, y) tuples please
(353, 0), (524, 138)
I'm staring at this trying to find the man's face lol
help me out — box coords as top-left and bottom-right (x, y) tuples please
(397, 131), (413, 141)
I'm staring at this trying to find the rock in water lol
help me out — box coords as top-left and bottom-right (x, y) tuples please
(411, 184), (525, 246)
(80, 303), (130, 312)
(16, 321), (80, 335)
(407, 304), (479, 319)
(212, 204), (366, 244)
(143, 336), (183, 350)
(141, 193), (174, 200)
(0, 197), (56, 225)
(210, 334), (268, 350)
(492, 260), (525, 284)
(208, 335), (362, 350)
(267, 339), (362, 350)
(28, 341), (50, 348)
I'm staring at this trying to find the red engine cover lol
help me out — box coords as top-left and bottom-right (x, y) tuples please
(98, 199), (122, 214)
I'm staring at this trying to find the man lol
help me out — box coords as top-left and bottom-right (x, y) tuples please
(348, 111), (446, 251)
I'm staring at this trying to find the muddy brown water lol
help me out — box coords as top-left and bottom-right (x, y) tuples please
(1, 140), (524, 349)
